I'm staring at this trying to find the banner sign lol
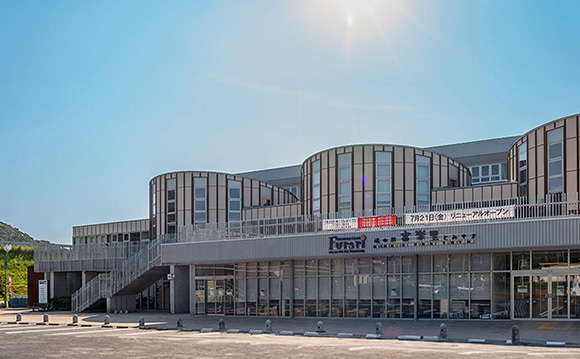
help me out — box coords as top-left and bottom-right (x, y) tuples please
(38, 280), (48, 304)
(405, 205), (515, 225)
(324, 215), (396, 231)
(358, 215), (396, 228)
(323, 218), (358, 231)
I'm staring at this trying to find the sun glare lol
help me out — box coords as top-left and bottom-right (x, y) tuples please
(297, 0), (407, 60)
(340, 0), (381, 27)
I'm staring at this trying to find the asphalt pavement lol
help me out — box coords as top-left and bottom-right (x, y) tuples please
(1, 308), (578, 347)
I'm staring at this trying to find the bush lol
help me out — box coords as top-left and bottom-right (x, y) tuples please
(49, 296), (71, 311)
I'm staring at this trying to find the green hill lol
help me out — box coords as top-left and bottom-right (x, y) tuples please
(0, 221), (48, 243)
(0, 246), (34, 298)
(0, 222), (46, 300)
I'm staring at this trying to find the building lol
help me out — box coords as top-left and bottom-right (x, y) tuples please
(35, 113), (580, 321)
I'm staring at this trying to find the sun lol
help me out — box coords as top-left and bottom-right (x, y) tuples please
(340, 0), (381, 27)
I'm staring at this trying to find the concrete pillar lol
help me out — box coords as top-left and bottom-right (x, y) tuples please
(170, 265), (190, 314)
(189, 265), (196, 315)
(68, 272), (82, 293)
(49, 272), (55, 299)
(170, 265), (175, 314)
(82, 271), (87, 287)
(289, 260), (294, 318)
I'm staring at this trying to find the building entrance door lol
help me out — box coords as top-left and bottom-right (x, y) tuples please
(512, 271), (574, 320)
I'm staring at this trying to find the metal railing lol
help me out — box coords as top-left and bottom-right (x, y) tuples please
(35, 241), (150, 272)
(108, 238), (162, 295)
(71, 273), (110, 313)
(164, 193), (580, 243)
(71, 239), (162, 312)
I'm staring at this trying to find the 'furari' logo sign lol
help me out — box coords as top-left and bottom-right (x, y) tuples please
(328, 235), (366, 254)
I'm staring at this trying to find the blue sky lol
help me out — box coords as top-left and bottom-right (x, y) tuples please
(1, 0), (580, 243)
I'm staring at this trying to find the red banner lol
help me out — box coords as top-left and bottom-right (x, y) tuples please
(358, 215), (396, 228)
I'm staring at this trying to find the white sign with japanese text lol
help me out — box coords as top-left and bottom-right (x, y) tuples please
(323, 218), (358, 231)
(405, 205), (515, 225)
(38, 280), (48, 304)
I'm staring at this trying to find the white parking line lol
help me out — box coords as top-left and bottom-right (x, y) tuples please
(0, 325), (42, 331)
(118, 330), (181, 337)
(4, 326), (95, 334)
(46, 328), (133, 336)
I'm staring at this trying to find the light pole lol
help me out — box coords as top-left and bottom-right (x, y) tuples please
(4, 244), (11, 309)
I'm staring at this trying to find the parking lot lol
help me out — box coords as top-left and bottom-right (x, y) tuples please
(1, 322), (580, 359)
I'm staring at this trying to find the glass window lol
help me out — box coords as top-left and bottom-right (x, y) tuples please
(547, 129), (564, 194)
(372, 258), (386, 275)
(195, 201), (205, 211)
(312, 160), (321, 214)
(332, 259), (344, 275)
(388, 257), (401, 273)
(471, 253), (491, 271)
(518, 142), (528, 196)
(260, 186), (272, 206)
(359, 258), (372, 274)
(449, 164), (459, 187)
(471, 273), (491, 319)
(492, 272), (510, 319)
(418, 255), (432, 273)
(433, 254), (448, 272)
(375, 151), (392, 212)
(513, 251), (530, 270)
(418, 274), (432, 318)
(337, 153), (352, 212)
(532, 250), (567, 270)
(450, 254), (469, 272)
(493, 253), (511, 270)
(570, 250), (580, 269)
(416, 155), (431, 207)
(402, 256), (415, 273)
(228, 180), (242, 222)
(193, 177), (207, 224)
(471, 163), (507, 184)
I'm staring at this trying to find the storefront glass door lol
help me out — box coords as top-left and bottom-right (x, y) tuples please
(512, 271), (578, 320)
(531, 275), (549, 319)
(513, 275), (530, 319)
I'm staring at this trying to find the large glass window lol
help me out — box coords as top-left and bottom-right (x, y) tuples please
(492, 272), (510, 319)
(312, 160), (321, 214)
(337, 153), (352, 213)
(416, 155), (431, 208)
(547, 128), (564, 193)
(151, 183), (157, 239)
(166, 178), (176, 234)
(470, 163), (507, 184)
(228, 180), (242, 222)
(193, 177), (207, 224)
(449, 164), (459, 187)
(260, 186), (272, 206)
(375, 151), (392, 213)
(518, 142), (528, 196)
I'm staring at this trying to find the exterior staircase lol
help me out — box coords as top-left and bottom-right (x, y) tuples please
(71, 238), (166, 312)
